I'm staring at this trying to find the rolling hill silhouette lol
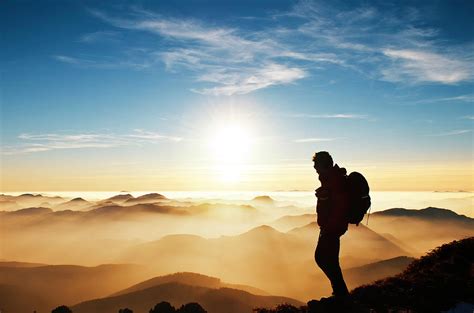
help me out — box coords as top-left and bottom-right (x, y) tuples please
(124, 193), (167, 204)
(0, 199), (21, 210)
(253, 237), (473, 313)
(269, 207), (474, 256)
(118, 222), (410, 300)
(55, 197), (91, 210)
(0, 193), (64, 209)
(0, 203), (194, 227)
(105, 193), (135, 203)
(344, 256), (415, 289)
(0, 261), (46, 267)
(71, 281), (302, 313)
(111, 272), (268, 297)
(1, 201), (260, 223)
(3, 193), (472, 309)
(0, 283), (50, 313)
(118, 225), (307, 298)
(90, 203), (189, 217)
(287, 222), (409, 264)
(12, 238), (469, 313)
(369, 207), (474, 255)
(251, 195), (275, 205)
(0, 263), (152, 313)
(3, 206), (53, 216)
(270, 214), (315, 232)
(372, 207), (473, 223)
(351, 236), (474, 312)
(1, 198), (264, 266)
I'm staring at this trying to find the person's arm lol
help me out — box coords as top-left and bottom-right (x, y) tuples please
(325, 185), (350, 235)
(316, 186), (330, 227)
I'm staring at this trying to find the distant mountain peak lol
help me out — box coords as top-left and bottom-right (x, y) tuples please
(287, 221), (317, 234)
(243, 225), (280, 236)
(8, 207), (53, 215)
(136, 193), (166, 199)
(375, 207), (472, 220)
(252, 195), (275, 203)
(19, 193), (41, 197)
(111, 272), (223, 297)
(124, 193), (167, 203)
(107, 194), (134, 201)
(69, 197), (87, 202)
(72, 273), (302, 313)
(160, 234), (205, 241)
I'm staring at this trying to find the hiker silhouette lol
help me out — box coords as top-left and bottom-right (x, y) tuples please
(312, 151), (350, 305)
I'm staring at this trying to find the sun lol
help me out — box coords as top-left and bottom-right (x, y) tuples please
(209, 124), (252, 162)
(208, 122), (254, 182)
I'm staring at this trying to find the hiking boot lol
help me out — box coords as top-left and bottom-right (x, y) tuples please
(337, 295), (353, 310)
(319, 295), (353, 312)
(307, 299), (321, 313)
(319, 296), (337, 305)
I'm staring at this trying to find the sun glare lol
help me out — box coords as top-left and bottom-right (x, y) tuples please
(209, 123), (252, 162)
(208, 122), (254, 182)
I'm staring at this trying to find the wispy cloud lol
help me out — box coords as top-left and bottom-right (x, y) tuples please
(428, 129), (472, 137)
(127, 129), (182, 142)
(294, 137), (339, 143)
(382, 49), (471, 84)
(2, 130), (182, 155)
(81, 8), (326, 95)
(461, 115), (474, 120)
(56, 2), (474, 95)
(288, 113), (368, 119)
(78, 30), (120, 43)
(59, 5), (354, 95)
(415, 94), (474, 104)
(53, 54), (158, 70)
(193, 64), (306, 96)
(283, 1), (474, 84)
(54, 55), (90, 65)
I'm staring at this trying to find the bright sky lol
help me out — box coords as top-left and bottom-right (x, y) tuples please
(1, 0), (473, 191)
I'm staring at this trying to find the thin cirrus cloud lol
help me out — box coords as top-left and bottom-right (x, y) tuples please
(427, 129), (472, 137)
(53, 54), (157, 70)
(415, 94), (474, 104)
(54, 2), (474, 95)
(2, 130), (182, 155)
(288, 1), (473, 85)
(78, 30), (120, 43)
(294, 137), (339, 143)
(382, 49), (472, 84)
(288, 113), (368, 119)
(192, 64), (307, 96)
(82, 8), (322, 95)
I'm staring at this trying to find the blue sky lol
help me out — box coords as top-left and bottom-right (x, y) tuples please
(1, 0), (473, 191)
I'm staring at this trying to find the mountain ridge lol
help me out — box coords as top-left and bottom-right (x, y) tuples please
(71, 281), (302, 313)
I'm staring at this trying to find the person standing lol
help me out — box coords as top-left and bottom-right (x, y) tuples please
(312, 151), (350, 303)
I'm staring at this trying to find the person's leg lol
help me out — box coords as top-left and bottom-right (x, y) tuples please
(315, 231), (331, 276)
(315, 231), (349, 297)
(326, 234), (349, 297)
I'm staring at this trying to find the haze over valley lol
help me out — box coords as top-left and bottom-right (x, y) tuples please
(1, 191), (472, 312)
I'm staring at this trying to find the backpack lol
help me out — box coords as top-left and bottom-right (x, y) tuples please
(346, 172), (371, 225)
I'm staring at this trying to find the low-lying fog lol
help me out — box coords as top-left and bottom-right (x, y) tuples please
(1, 191), (473, 302)
(5, 190), (472, 216)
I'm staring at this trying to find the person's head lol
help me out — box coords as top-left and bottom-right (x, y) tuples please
(312, 151), (333, 174)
